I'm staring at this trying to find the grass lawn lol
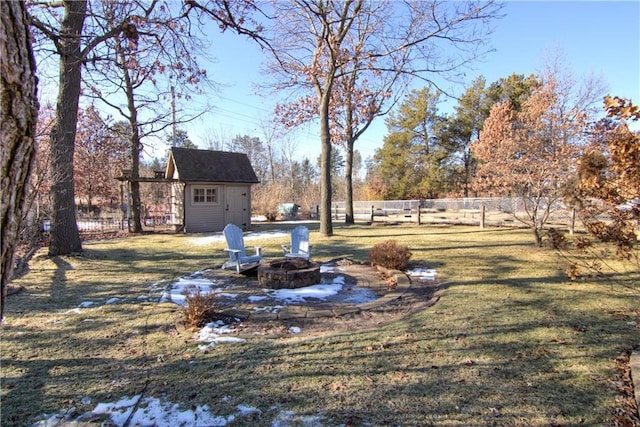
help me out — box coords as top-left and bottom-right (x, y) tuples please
(1, 223), (638, 426)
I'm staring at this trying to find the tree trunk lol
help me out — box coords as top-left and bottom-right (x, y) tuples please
(48, 0), (86, 256)
(120, 42), (143, 233)
(343, 94), (356, 225)
(267, 143), (276, 183)
(344, 139), (355, 224)
(463, 149), (471, 198)
(532, 227), (542, 248)
(1, 0), (39, 319)
(319, 92), (333, 236)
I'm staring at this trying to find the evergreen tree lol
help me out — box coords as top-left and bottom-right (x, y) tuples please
(372, 88), (447, 199)
(167, 129), (197, 149)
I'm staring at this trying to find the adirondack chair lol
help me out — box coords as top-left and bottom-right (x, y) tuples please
(282, 225), (311, 260)
(222, 224), (262, 273)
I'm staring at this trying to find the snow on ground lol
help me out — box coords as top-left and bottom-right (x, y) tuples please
(34, 396), (326, 427)
(406, 267), (437, 281)
(187, 229), (290, 246)
(36, 250), (437, 427)
(158, 265), (378, 311)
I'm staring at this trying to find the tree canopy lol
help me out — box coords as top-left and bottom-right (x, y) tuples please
(263, 0), (503, 236)
(372, 87), (448, 199)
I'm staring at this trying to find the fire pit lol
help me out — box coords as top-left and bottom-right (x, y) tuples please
(257, 258), (321, 289)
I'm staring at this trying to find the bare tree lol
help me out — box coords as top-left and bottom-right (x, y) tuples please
(1, 0), (39, 319)
(28, 0), (141, 253)
(29, 0), (270, 243)
(203, 126), (232, 151)
(81, 1), (210, 232)
(74, 106), (128, 212)
(264, 0), (503, 235)
(258, 116), (285, 183)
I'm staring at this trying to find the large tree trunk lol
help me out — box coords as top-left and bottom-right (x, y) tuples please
(129, 152), (143, 233)
(126, 101), (143, 234)
(119, 40), (144, 233)
(48, 0), (85, 256)
(1, 0), (39, 319)
(344, 139), (355, 224)
(319, 92), (333, 237)
(343, 97), (356, 225)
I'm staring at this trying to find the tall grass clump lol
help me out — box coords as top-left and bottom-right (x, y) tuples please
(183, 286), (219, 327)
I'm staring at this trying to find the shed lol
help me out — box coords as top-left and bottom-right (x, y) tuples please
(166, 147), (259, 232)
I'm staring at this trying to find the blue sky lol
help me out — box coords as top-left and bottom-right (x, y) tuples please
(180, 1), (639, 163)
(34, 2), (639, 162)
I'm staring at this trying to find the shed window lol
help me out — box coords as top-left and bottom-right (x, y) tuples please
(192, 186), (218, 205)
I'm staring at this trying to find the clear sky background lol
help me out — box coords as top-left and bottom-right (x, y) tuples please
(176, 1), (639, 165)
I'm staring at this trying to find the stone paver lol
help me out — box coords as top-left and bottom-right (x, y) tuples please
(209, 262), (419, 322)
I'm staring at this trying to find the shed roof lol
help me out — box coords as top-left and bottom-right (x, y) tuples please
(166, 147), (259, 184)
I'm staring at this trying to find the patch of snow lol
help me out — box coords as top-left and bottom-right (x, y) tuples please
(159, 276), (219, 306)
(197, 321), (246, 351)
(272, 410), (326, 427)
(288, 326), (301, 334)
(268, 283), (343, 303)
(236, 404), (261, 416)
(218, 292), (238, 299)
(407, 268), (437, 281)
(91, 395), (232, 427)
(319, 265), (334, 273)
(187, 230), (289, 246)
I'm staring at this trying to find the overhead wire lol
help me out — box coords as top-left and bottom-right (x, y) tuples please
(192, 91), (387, 150)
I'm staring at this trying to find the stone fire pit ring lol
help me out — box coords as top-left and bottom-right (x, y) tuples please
(257, 258), (321, 289)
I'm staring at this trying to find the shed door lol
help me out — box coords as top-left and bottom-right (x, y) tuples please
(226, 186), (250, 228)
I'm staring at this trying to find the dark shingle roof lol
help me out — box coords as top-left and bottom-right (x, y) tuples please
(167, 147), (259, 183)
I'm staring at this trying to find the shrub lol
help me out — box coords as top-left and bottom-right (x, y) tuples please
(369, 240), (412, 270)
(183, 286), (219, 327)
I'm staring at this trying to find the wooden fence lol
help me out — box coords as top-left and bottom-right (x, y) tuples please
(330, 198), (581, 232)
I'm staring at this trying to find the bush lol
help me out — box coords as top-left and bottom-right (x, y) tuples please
(183, 286), (219, 327)
(369, 240), (412, 270)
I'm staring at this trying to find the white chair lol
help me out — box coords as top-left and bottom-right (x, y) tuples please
(222, 224), (262, 273)
(282, 225), (311, 260)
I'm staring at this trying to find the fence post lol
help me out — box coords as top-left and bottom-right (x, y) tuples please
(417, 206), (421, 225)
(334, 205), (338, 220)
(370, 205), (374, 223)
(480, 205), (485, 229)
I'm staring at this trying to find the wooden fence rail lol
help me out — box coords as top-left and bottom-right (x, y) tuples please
(329, 199), (580, 233)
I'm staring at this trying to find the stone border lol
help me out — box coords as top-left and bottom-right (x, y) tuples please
(219, 267), (418, 321)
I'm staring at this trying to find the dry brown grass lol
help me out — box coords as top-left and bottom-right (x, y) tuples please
(1, 224), (638, 426)
(183, 286), (220, 327)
